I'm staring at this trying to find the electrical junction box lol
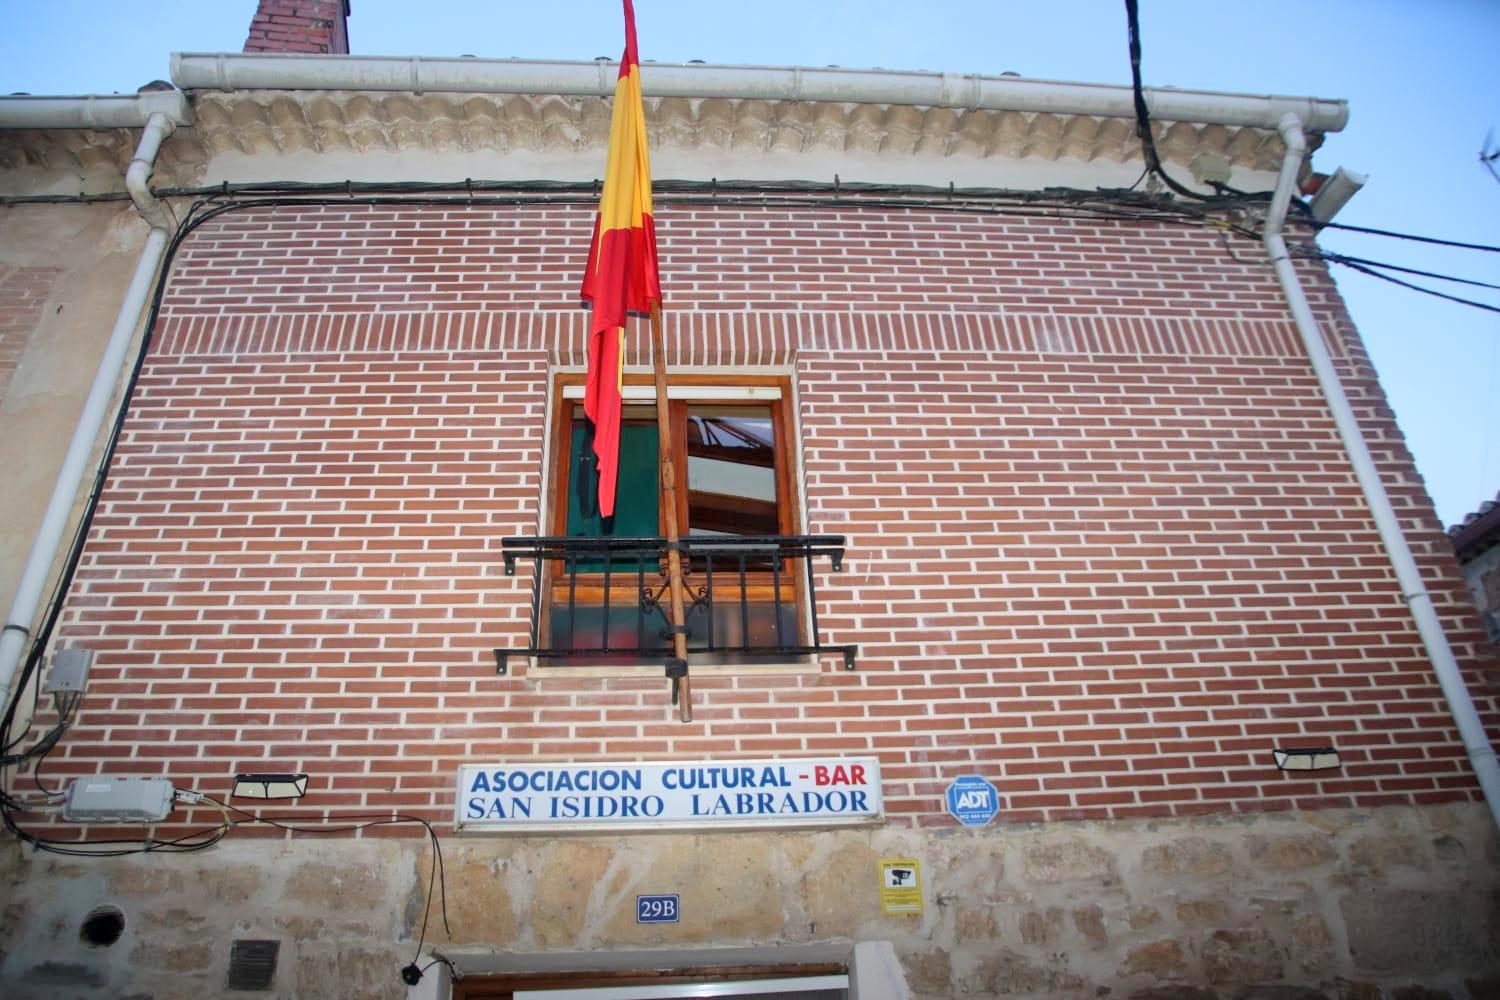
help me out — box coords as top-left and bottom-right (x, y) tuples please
(62, 777), (175, 823)
(44, 649), (93, 694)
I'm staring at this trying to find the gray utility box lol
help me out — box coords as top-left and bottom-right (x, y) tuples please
(62, 777), (174, 823)
(45, 649), (93, 694)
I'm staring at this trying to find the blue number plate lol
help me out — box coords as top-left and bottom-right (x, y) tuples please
(636, 894), (680, 924)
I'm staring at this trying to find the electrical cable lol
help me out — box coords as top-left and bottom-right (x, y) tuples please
(0, 789), (230, 856)
(1333, 260), (1500, 315)
(1123, 0), (1261, 204)
(209, 800), (452, 979)
(1, 660), (46, 755)
(1309, 251), (1500, 292)
(0, 781), (450, 978)
(4, 176), (1496, 789)
(0, 779), (453, 982)
(30, 691), (81, 798)
(1, 182), (1243, 823)
(10, 173), (1497, 264)
(207, 801), (451, 930)
(1316, 220), (1500, 253)
(1, 178), (1494, 776)
(0, 192), (223, 784)
(2, 173), (1493, 851)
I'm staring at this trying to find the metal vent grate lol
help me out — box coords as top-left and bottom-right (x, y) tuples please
(226, 939), (280, 992)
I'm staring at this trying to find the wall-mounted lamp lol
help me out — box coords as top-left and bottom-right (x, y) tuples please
(232, 773), (309, 799)
(1308, 166), (1367, 223)
(1272, 748), (1341, 772)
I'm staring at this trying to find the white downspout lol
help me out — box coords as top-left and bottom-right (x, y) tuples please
(1265, 113), (1500, 829)
(0, 112), (178, 710)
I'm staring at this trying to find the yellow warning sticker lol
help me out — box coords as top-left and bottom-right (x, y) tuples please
(879, 857), (922, 916)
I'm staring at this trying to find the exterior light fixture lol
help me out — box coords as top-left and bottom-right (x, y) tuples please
(1272, 748), (1340, 772)
(1308, 166), (1366, 223)
(231, 773), (309, 799)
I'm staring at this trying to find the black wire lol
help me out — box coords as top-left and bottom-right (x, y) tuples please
(4, 178), (1497, 774)
(13, 177), (1494, 257)
(0, 791), (230, 856)
(0, 782), (452, 961)
(0, 183), (1242, 809)
(1311, 251), (1500, 292)
(214, 802), (452, 961)
(421, 955), (459, 980)
(2, 681), (85, 771)
(0, 180), (1493, 760)
(1123, 0), (1258, 203)
(1334, 260), (1500, 315)
(2, 177), (1494, 839)
(1316, 220), (1500, 253)
(11, 170), (1496, 268)
(0, 653), (46, 755)
(29, 692), (79, 797)
(0, 194), (221, 773)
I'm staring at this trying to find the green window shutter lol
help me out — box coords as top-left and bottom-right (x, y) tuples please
(566, 417), (660, 539)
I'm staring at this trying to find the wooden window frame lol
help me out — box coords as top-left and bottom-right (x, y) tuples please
(546, 372), (799, 539)
(539, 371), (809, 669)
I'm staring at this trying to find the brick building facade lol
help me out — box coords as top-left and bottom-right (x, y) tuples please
(64, 201), (1496, 823)
(1, 6), (1498, 1000)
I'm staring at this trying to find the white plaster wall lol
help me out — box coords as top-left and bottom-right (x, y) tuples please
(0, 202), (154, 674)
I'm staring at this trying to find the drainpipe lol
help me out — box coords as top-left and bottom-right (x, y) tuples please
(0, 90), (189, 130)
(0, 109), (180, 714)
(1265, 113), (1500, 829)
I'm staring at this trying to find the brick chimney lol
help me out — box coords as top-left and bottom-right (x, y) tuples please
(244, 0), (351, 54)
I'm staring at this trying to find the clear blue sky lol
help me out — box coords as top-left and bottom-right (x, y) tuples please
(4, 0), (1497, 527)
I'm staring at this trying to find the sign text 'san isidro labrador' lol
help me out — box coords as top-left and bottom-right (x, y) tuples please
(456, 758), (883, 833)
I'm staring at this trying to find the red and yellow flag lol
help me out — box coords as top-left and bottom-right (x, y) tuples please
(579, 0), (661, 518)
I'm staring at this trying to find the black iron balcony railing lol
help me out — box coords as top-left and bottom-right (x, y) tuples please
(495, 535), (855, 675)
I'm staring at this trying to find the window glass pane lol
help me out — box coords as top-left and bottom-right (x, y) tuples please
(684, 405), (779, 536)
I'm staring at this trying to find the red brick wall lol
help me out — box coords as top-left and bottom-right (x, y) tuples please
(41, 201), (1500, 835)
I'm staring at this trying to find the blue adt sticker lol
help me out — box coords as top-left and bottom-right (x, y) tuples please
(636, 894), (680, 924)
(945, 775), (1000, 826)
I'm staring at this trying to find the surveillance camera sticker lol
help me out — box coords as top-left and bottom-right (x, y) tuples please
(879, 857), (922, 916)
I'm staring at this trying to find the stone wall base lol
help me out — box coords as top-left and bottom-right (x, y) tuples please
(1, 803), (1496, 999)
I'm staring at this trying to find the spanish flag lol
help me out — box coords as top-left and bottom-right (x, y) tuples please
(579, 0), (661, 518)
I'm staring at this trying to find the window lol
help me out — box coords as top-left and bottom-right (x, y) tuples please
(553, 377), (797, 541)
(540, 372), (804, 666)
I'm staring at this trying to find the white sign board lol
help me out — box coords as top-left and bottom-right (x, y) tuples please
(455, 757), (883, 833)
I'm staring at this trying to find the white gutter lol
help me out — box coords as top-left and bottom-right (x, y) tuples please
(170, 53), (1348, 133)
(0, 90), (191, 130)
(0, 110), (179, 717)
(1265, 114), (1500, 829)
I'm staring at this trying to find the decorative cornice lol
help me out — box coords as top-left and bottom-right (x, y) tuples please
(0, 90), (1315, 189)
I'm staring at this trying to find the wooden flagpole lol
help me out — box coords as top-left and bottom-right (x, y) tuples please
(649, 303), (692, 722)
